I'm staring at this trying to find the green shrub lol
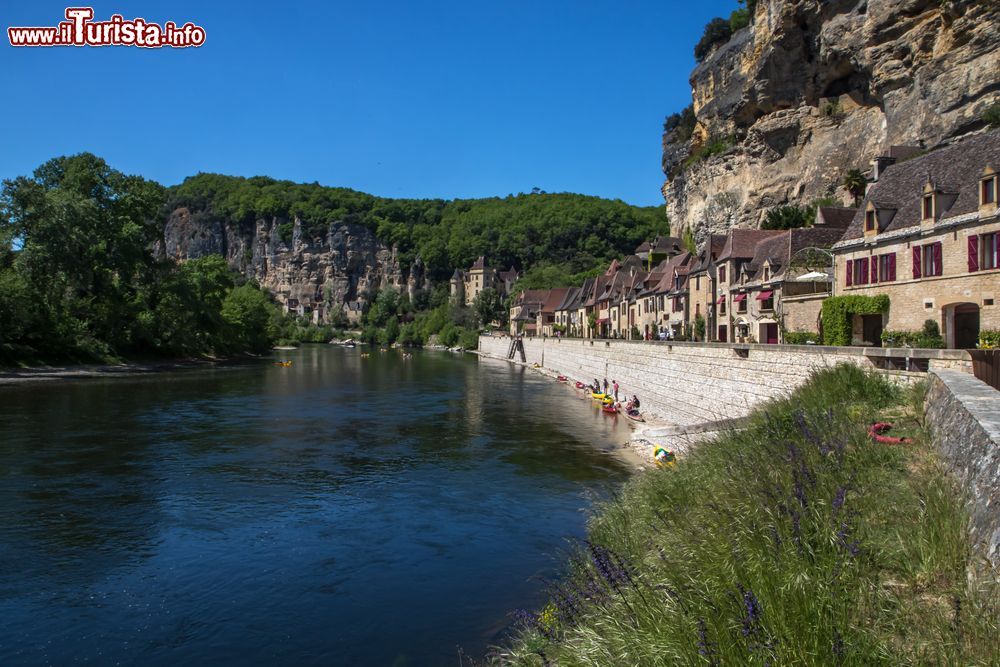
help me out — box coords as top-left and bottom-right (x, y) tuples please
(984, 102), (1000, 129)
(694, 18), (732, 62)
(494, 365), (1000, 665)
(663, 105), (696, 143)
(820, 294), (889, 346)
(729, 7), (750, 31)
(783, 330), (819, 345)
(881, 320), (944, 348)
(762, 204), (812, 230)
(277, 221), (294, 244)
(683, 134), (735, 169)
(979, 329), (1000, 349)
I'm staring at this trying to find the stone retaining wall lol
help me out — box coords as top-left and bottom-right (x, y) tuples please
(926, 370), (1000, 568)
(478, 336), (967, 425)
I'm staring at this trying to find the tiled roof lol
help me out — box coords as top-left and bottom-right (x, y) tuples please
(541, 287), (572, 313)
(469, 256), (486, 270)
(717, 229), (785, 263)
(690, 234), (726, 273)
(816, 207), (857, 229)
(841, 129), (1000, 240)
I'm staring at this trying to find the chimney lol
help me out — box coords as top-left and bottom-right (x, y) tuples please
(870, 155), (896, 183)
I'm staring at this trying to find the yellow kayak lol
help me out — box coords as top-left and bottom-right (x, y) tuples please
(591, 392), (608, 400)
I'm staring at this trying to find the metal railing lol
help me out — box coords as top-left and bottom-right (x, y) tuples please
(969, 349), (1000, 390)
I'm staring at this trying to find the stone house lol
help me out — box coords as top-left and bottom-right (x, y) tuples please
(554, 285), (584, 336)
(831, 129), (1000, 348)
(509, 289), (548, 336)
(537, 288), (573, 337)
(714, 229), (785, 342)
(451, 258), (519, 307)
(729, 215), (853, 343)
(684, 235), (726, 341)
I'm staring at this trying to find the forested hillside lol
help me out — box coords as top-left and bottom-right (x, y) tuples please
(167, 173), (665, 283)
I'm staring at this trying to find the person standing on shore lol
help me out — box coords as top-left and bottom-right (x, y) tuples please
(603, 378), (608, 394)
(612, 380), (619, 403)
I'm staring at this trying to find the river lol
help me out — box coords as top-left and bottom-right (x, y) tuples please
(0, 346), (634, 666)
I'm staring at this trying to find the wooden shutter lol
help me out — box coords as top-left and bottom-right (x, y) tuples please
(912, 247), (922, 279)
(871, 256), (879, 283)
(888, 252), (896, 281)
(846, 259), (853, 286)
(969, 235), (979, 272)
(932, 242), (943, 276)
(861, 257), (869, 284)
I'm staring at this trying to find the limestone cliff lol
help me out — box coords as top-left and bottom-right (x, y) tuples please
(663, 0), (1000, 240)
(157, 206), (429, 320)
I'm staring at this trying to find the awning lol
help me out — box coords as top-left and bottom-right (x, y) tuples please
(596, 317), (610, 324)
(756, 290), (773, 301)
(716, 295), (726, 304)
(733, 293), (747, 303)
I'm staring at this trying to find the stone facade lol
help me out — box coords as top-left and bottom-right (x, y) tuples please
(833, 130), (1000, 348)
(662, 0), (1000, 238)
(926, 370), (1000, 568)
(477, 335), (968, 425)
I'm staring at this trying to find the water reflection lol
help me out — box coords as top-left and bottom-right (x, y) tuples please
(0, 346), (632, 666)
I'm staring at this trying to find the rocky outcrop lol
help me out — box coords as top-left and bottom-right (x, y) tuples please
(158, 206), (430, 321)
(663, 0), (1000, 240)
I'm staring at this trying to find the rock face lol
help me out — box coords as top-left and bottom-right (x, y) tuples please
(158, 206), (429, 321)
(663, 0), (1000, 241)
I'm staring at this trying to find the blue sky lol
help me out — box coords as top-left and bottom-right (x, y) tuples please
(1, 1), (736, 206)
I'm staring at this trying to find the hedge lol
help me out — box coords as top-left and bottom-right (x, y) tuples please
(820, 295), (889, 346)
(784, 330), (820, 345)
(979, 329), (1000, 349)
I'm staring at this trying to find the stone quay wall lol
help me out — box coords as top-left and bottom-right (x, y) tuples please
(926, 370), (1000, 569)
(478, 335), (970, 426)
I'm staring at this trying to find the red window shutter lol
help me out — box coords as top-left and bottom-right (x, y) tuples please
(846, 259), (853, 286)
(968, 235), (979, 272)
(888, 252), (896, 281)
(932, 242), (943, 276)
(912, 247), (922, 279)
(871, 256), (879, 283)
(861, 257), (869, 284)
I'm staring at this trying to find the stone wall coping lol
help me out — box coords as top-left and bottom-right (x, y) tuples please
(483, 335), (971, 361)
(930, 370), (1000, 442)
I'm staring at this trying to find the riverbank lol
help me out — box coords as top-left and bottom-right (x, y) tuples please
(0, 356), (255, 386)
(489, 364), (1000, 665)
(475, 347), (699, 466)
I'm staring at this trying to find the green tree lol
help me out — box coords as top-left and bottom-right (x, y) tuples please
(0, 153), (164, 357)
(843, 169), (867, 207)
(473, 287), (504, 327)
(762, 205), (812, 230)
(221, 284), (276, 353)
(695, 17), (732, 61)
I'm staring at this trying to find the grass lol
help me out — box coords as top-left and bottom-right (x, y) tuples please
(486, 365), (1000, 665)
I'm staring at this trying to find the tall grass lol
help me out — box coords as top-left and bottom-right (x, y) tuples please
(489, 364), (1000, 665)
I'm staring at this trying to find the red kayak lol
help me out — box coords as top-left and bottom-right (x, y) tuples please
(557, 375), (568, 382)
(869, 422), (911, 444)
(602, 405), (618, 414)
(575, 381), (587, 389)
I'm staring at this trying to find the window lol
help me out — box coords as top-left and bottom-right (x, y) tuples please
(865, 210), (876, 232)
(759, 294), (774, 311)
(873, 253), (896, 283)
(762, 266), (770, 281)
(736, 295), (747, 313)
(972, 232), (1000, 271)
(845, 257), (870, 286)
(718, 265), (727, 283)
(696, 276), (701, 290)
(913, 242), (943, 278)
(719, 299), (726, 315)
(922, 195), (934, 221)
(982, 176), (997, 206)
